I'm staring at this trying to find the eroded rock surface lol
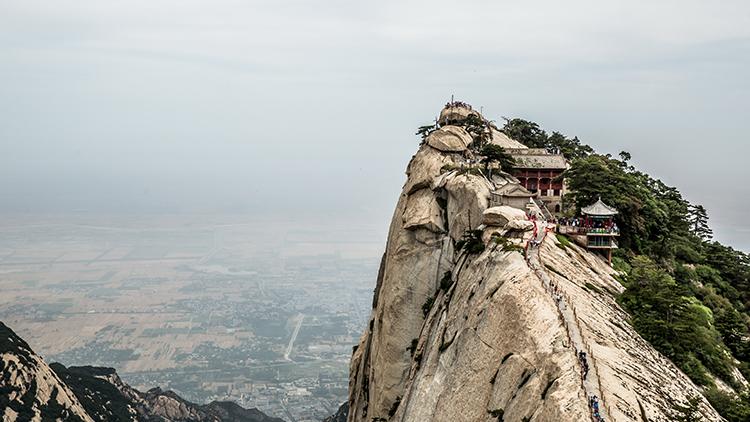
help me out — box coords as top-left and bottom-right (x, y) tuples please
(347, 111), (724, 421)
(0, 322), (283, 422)
(426, 126), (473, 152)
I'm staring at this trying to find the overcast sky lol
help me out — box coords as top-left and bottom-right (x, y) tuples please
(1, 0), (749, 250)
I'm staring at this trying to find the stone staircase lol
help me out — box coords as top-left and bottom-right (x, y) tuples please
(526, 220), (609, 422)
(532, 198), (554, 221)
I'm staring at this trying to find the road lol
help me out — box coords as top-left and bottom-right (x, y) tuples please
(284, 314), (305, 361)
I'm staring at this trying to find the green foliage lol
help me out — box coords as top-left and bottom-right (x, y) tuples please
(416, 123), (437, 140)
(611, 256), (631, 275)
(704, 388), (750, 422)
(499, 117), (750, 419)
(672, 395), (702, 422)
(440, 163), (483, 177)
(457, 230), (485, 255)
(492, 235), (525, 253)
(440, 271), (454, 291)
(584, 282), (601, 294)
(618, 257), (734, 386)
(462, 114), (492, 149)
(480, 144), (517, 171)
(555, 234), (571, 250)
(688, 204), (713, 240)
(501, 118), (593, 159)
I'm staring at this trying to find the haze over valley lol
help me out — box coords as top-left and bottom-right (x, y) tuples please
(0, 214), (383, 421)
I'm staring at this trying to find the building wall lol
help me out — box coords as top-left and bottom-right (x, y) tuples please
(513, 168), (566, 214)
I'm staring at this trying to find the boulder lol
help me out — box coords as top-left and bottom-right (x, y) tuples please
(445, 174), (492, 242)
(482, 205), (527, 227)
(438, 105), (481, 126)
(403, 189), (444, 233)
(504, 219), (535, 232)
(426, 126), (472, 152)
(404, 144), (458, 195)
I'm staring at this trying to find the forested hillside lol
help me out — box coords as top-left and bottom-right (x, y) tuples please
(503, 118), (750, 421)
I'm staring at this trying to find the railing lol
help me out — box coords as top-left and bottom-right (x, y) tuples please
(558, 225), (588, 235)
(557, 225), (619, 236)
(532, 198), (554, 220)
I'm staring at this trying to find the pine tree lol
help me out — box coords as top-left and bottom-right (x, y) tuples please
(688, 204), (713, 240)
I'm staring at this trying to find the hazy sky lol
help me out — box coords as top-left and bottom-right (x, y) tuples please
(1, 1), (749, 250)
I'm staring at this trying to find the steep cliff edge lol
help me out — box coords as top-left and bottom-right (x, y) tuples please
(347, 108), (724, 421)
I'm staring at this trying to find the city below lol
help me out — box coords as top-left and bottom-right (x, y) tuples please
(0, 214), (384, 422)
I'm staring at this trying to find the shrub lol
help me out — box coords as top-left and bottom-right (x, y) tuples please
(555, 234), (571, 249)
(458, 230), (485, 255)
(407, 338), (418, 356)
(493, 235), (525, 254)
(422, 296), (435, 317)
(584, 282), (601, 294)
(440, 271), (454, 291)
(672, 395), (702, 422)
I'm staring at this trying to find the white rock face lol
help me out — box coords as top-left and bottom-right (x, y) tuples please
(426, 126), (473, 152)
(402, 188), (444, 233)
(444, 173), (491, 243)
(403, 144), (461, 195)
(482, 205), (527, 227)
(505, 219), (535, 232)
(490, 129), (528, 149)
(347, 118), (724, 422)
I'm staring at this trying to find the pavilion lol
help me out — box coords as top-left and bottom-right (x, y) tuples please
(560, 198), (620, 264)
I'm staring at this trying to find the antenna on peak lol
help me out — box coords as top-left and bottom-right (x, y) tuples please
(451, 94), (454, 103)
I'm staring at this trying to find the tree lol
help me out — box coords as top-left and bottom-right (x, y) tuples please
(501, 118), (547, 148)
(462, 114), (491, 150)
(416, 123), (437, 141)
(618, 257), (734, 386)
(480, 144), (517, 174)
(672, 395), (702, 422)
(688, 204), (713, 240)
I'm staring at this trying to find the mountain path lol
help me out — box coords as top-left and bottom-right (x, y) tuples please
(527, 219), (608, 422)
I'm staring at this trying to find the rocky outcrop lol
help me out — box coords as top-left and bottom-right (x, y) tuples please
(482, 205), (527, 227)
(426, 126), (473, 152)
(1, 322), (93, 422)
(403, 188), (444, 233)
(347, 105), (724, 421)
(0, 322), (283, 422)
(323, 402), (348, 422)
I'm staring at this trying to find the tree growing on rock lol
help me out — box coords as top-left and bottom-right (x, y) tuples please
(480, 144), (516, 174)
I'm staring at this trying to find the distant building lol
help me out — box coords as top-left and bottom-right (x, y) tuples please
(559, 198), (620, 264)
(506, 148), (568, 215)
(489, 183), (536, 210)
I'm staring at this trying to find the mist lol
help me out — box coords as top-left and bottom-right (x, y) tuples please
(1, 0), (749, 250)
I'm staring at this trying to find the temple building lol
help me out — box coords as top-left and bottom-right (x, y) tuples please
(559, 198), (620, 264)
(506, 148), (568, 215)
(489, 183), (536, 210)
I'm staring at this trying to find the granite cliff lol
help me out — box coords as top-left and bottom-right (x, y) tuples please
(347, 105), (725, 421)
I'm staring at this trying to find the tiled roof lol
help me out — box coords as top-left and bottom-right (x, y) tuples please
(494, 183), (534, 197)
(581, 198), (618, 216)
(510, 153), (568, 169)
